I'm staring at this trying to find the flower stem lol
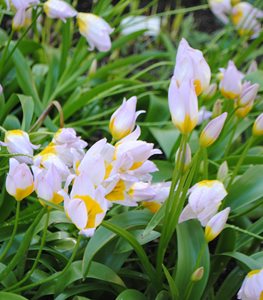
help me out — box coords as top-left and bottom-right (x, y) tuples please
(12, 235), (81, 293)
(5, 210), (50, 291)
(0, 201), (20, 261)
(227, 136), (254, 188)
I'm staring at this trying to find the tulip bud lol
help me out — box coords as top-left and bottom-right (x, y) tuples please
(202, 83), (217, 100)
(205, 207), (230, 242)
(238, 81), (259, 107)
(6, 158), (34, 201)
(200, 112), (227, 148)
(0, 129), (39, 164)
(191, 267), (204, 282)
(175, 143), (191, 172)
(219, 61), (244, 99)
(235, 99), (254, 118)
(252, 113), (263, 136)
(173, 38), (211, 96)
(109, 96), (144, 141)
(217, 161), (228, 182)
(212, 99), (223, 118)
(168, 78), (198, 134)
(77, 13), (114, 52)
(44, 0), (77, 22)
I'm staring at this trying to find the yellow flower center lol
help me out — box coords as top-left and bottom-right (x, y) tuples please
(194, 79), (202, 96)
(75, 195), (104, 229)
(15, 184), (34, 201)
(247, 269), (261, 278)
(142, 201), (161, 213)
(106, 180), (126, 201)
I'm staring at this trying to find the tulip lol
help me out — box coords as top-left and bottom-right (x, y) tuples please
(53, 128), (87, 148)
(173, 38), (211, 95)
(142, 182), (171, 213)
(1, 129), (39, 164)
(33, 144), (70, 180)
(61, 173), (108, 237)
(77, 13), (114, 52)
(202, 83), (217, 100)
(175, 143), (192, 172)
(232, 2), (263, 38)
(121, 16), (161, 36)
(238, 81), (259, 107)
(33, 165), (63, 204)
(179, 180), (227, 226)
(252, 113), (263, 136)
(235, 98), (254, 118)
(197, 106), (212, 125)
(219, 61), (244, 99)
(205, 207), (230, 242)
(208, 0), (232, 24)
(9, 0), (39, 30)
(6, 158), (34, 201)
(168, 78), (198, 134)
(237, 269), (263, 300)
(43, 0), (77, 22)
(109, 96), (144, 141)
(200, 112), (227, 148)
(77, 139), (108, 186)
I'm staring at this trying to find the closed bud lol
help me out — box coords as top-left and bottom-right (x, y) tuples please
(235, 99), (254, 118)
(205, 207), (230, 242)
(238, 81), (259, 107)
(200, 112), (228, 148)
(6, 158), (34, 201)
(219, 61), (244, 99)
(252, 113), (263, 136)
(109, 96), (144, 141)
(169, 78), (198, 134)
(191, 267), (204, 282)
(217, 161), (228, 182)
(212, 99), (223, 117)
(202, 83), (217, 100)
(44, 0), (77, 22)
(173, 38), (211, 96)
(175, 143), (191, 172)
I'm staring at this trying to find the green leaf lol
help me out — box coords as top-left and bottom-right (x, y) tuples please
(152, 160), (173, 182)
(219, 252), (261, 269)
(17, 94), (34, 131)
(116, 289), (147, 300)
(115, 229), (160, 253)
(224, 165), (263, 214)
(245, 71), (263, 91)
(162, 264), (179, 300)
(0, 292), (28, 300)
(82, 210), (152, 277)
(150, 127), (179, 159)
(175, 220), (210, 300)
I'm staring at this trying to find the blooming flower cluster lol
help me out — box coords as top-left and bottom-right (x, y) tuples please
(1, 97), (170, 237)
(208, 0), (263, 38)
(6, 0), (113, 52)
